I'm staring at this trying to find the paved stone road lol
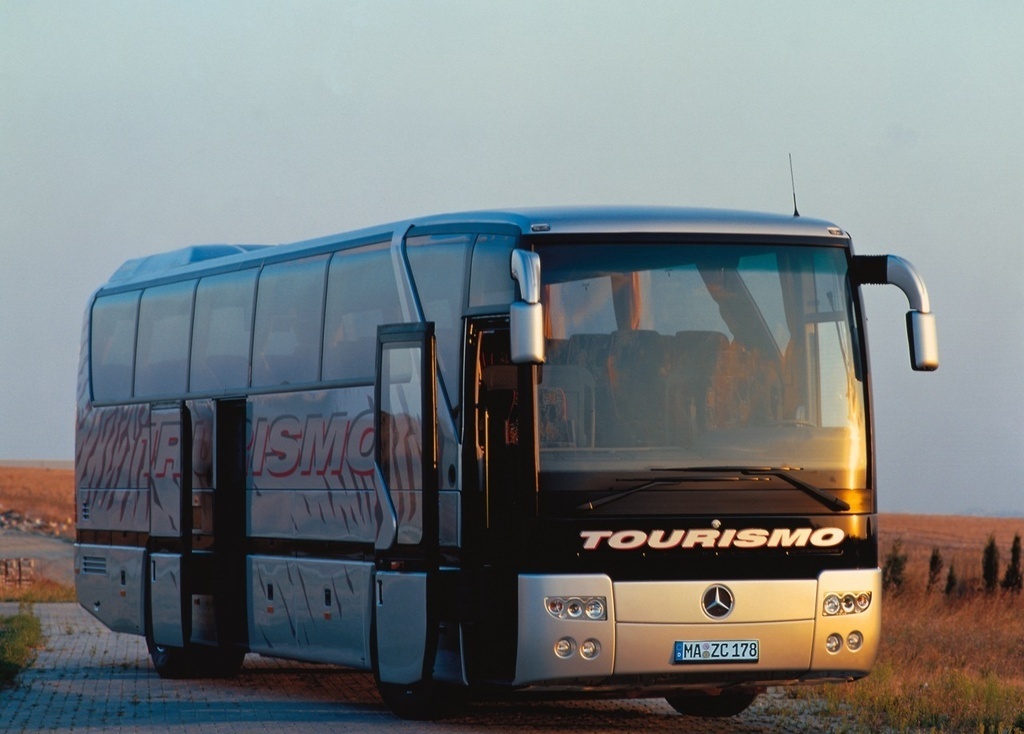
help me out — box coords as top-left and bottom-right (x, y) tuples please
(1, 603), (864, 733)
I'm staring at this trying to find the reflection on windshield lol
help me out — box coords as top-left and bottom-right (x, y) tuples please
(536, 243), (866, 488)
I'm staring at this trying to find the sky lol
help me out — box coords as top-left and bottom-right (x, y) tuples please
(1, 1), (1021, 515)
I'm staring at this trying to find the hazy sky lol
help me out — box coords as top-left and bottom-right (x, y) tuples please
(2, 2), (1021, 515)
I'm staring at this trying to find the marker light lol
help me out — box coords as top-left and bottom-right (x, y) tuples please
(547, 598), (565, 616)
(855, 592), (872, 612)
(826, 634), (843, 654)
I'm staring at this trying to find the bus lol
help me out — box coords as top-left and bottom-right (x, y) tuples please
(74, 207), (937, 719)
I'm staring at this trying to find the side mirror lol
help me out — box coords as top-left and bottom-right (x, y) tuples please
(853, 254), (939, 371)
(510, 250), (545, 364)
(907, 311), (939, 372)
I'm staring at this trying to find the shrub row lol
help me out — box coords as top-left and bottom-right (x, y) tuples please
(884, 533), (1024, 598)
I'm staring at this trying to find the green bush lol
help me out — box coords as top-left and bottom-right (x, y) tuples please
(0, 605), (43, 686)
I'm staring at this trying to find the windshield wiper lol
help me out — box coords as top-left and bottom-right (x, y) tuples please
(653, 466), (851, 513)
(575, 475), (744, 512)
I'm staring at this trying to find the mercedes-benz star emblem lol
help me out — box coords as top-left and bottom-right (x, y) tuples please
(701, 584), (735, 620)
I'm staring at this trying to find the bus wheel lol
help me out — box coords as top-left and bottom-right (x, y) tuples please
(146, 637), (195, 679)
(665, 691), (759, 718)
(376, 680), (466, 721)
(196, 645), (246, 678)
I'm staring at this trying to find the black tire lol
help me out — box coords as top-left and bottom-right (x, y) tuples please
(369, 608), (467, 720)
(146, 637), (245, 680)
(377, 680), (467, 721)
(665, 691), (758, 718)
(197, 645), (246, 678)
(146, 636), (195, 679)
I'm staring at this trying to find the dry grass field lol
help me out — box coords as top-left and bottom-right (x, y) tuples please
(0, 466), (75, 538)
(2, 468), (1023, 729)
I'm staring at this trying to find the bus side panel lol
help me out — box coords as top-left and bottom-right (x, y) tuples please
(150, 552), (184, 647)
(247, 555), (373, 668)
(76, 403), (151, 534)
(294, 558), (373, 668)
(248, 389), (379, 542)
(74, 544), (146, 635)
(245, 389), (461, 547)
(150, 408), (184, 538)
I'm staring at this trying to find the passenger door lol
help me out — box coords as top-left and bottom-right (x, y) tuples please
(148, 402), (192, 649)
(372, 323), (440, 685)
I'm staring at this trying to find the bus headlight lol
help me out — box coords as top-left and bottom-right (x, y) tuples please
(822, 590), (871, 616)
(545, 596), (608, 621)
(841, 594), (856, 614)
(584, 598), (605, 620)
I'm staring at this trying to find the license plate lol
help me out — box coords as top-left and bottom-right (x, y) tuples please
(673, 639), (759, 664)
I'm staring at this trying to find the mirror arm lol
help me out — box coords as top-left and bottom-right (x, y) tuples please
(853, 254), (939, 371)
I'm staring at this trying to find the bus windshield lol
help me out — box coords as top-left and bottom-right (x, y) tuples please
(535, 241), (867, 512)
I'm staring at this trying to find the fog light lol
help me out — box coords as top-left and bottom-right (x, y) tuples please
(823, 594), (841, 616)
(826, 633), (843, 654)
(580, 639), (601, 659)
(554, 637), (576, 658)
(847, 631), (864, 651)
(841, 594), (856, 614)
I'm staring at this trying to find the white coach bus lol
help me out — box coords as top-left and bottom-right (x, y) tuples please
(75, 207), (937, 719)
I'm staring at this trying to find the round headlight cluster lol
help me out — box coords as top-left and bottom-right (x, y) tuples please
(545, 596), (607, 620)
(822, 591), (872, 617)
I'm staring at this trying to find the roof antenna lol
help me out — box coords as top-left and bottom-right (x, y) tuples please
(789, 153), (800, 217)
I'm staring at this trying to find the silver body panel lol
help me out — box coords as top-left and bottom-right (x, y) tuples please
(149, 407), (184, 538)
(74, 544), (146, 635)
(374, 571), (429, 684)
(247, 556), (373, 669)
(150, 552), (184, 647)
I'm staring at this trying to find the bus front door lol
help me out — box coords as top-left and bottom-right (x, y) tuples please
(372, 323), (441, 695)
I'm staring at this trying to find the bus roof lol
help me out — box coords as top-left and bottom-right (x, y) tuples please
(100, 206), (848, 290)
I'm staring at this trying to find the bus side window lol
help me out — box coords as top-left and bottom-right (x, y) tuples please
(322, 242), (401, 383)
(406, 234), (472, 404)
(251, 256), (328, 387)
(469, 234), (517, 308)
(134, 281), (195, 398)
(189, 269), (258, 394)
(91, 291), (141, 403)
